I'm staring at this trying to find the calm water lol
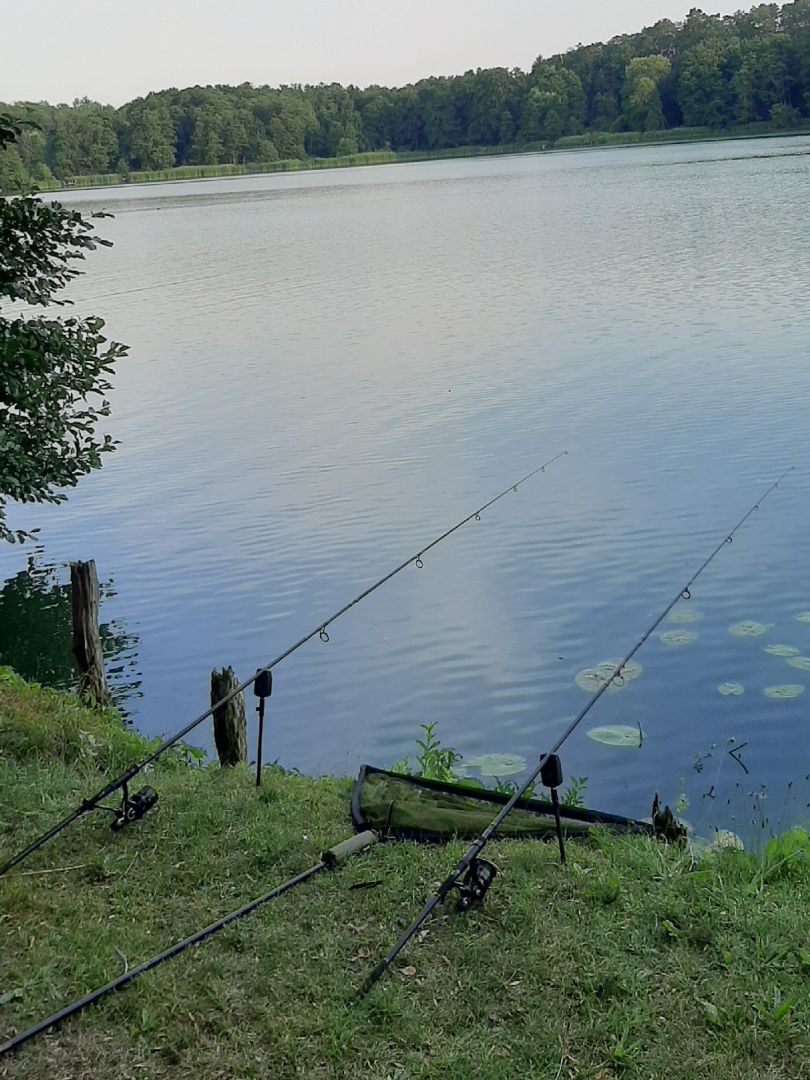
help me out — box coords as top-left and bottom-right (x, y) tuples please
(3, 137), (810, 842)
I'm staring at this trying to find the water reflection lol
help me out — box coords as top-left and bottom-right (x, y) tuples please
(0, 551), (141, 711)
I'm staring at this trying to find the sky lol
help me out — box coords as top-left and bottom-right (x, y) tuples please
(7, 1), (739, 106)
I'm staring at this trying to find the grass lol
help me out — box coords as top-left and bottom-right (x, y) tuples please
(2, 669), (810, 1078)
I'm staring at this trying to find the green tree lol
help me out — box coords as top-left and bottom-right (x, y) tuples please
(51, 100), (118, 177)
(0, 145), (28, 193)
(467, 68), (517, 144)
(0, 118), (127, 542)
(676, 42), (736, 126)
(622, 56), (671, 131)
(124, 100), (176, 169)
(521, 65), (585, 141)
(267, 94), (318, 159)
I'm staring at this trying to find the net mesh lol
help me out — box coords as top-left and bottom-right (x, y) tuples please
(354, 768), (645, 842)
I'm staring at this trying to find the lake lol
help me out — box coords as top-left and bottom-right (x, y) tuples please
(3, 137), (810, 843)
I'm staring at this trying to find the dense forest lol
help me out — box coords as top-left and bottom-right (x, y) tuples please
(2, 3), (809, 189)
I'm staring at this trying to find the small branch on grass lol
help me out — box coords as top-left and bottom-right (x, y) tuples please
(19, 863), (87, 876)
(115, 947), (129, 975)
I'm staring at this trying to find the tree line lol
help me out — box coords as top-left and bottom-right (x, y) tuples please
(2, 2), (809, 189)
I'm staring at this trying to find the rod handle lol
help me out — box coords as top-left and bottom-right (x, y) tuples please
(323, 831), (379, 867)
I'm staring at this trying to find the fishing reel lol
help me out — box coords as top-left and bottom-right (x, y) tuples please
(455, 858), (498, 911)
(107, 783), (159, 832)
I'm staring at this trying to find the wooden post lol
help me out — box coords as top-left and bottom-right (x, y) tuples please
(70, 560), (111, 708)
(211, 666), (247, 767)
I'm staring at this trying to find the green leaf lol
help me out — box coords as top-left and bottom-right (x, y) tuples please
(763, 684), (805, 700)
(772, 995), (798, 1022)
(586, 725), (643, 748)
(700, 999), (720, 1025)
(462, 753), (527, 777)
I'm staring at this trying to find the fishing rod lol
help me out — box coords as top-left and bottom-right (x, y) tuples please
(0, 831), (379, 1056)
(357, 466), (795, 998)
(0, 450), (567, 878)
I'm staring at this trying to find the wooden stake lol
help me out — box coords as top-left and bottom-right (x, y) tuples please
(70, 560), (111, 708)
(211, 666), (247, 766)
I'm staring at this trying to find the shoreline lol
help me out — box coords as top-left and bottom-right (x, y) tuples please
(2, 668), (810, 1076)
(52, 124), (810, 194)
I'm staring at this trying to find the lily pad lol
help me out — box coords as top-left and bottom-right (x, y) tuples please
(764, 644), (800, 657)
(718, 682), (745, 696)
(794, 612), (810, 624)
(586, 725), (643, 748)
(462, 753), (527, 777)
(786, 656), (810, 672)
(729, 620), (772, 637)
(763, 684), (805, 700)
(668, 609), (704, 624)
(575, 659), (643, 693)
(660, 630), (699, 647)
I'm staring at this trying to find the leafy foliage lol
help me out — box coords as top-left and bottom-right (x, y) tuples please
(0, 123), (127, 542)
(392, 722), (589, 806)
(2, 5), (810, 191)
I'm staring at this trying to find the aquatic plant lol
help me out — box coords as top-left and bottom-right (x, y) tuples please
(462, 753), (528, 777)
(392, 722), (461, 782)
(575, 659), (643, 693)
(763, 684), (805, 700)
(786, 656), (810, 672)
(586, 725), (643, 748)
(660, 630), (699, 647)
(764, 644), (800, 657)
(729, 620), (772, 637)
(793, 612), (810, 623)
(668, 609), (703, 624)
(718, 682), (745, 696)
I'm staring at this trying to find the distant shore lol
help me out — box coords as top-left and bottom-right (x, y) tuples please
(53, 122), (810, 193)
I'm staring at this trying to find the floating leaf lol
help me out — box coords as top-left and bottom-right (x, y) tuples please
(575, 659), (643, 693)
(586, 725), (643, 748)
(764, 643), (800, 657)
(794, 612), (810, 624)
(668, 609), (703, 624)
(463, 753), (527, 777)
(729, 620), (772, 637)
(718, 682), (745, 696)
(763, 684), (805, 700)
(660, 630), (699, 647)
(786, 656), (810, 672)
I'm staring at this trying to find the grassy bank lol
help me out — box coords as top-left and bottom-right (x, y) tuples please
(61, 145), (535, 189)
(2, 669), (810, 1079)
(58, 122), (810, 190)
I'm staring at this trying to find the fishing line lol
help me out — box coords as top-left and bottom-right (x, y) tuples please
(0, 451), (567, 877)
(357, 466), (796, 998)
(0, 831), (379, 1056)
(8, 270), (231, 316)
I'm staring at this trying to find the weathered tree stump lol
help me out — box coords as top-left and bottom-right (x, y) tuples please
(211, 666), (247, 766)
(70, 560), (111, 708)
